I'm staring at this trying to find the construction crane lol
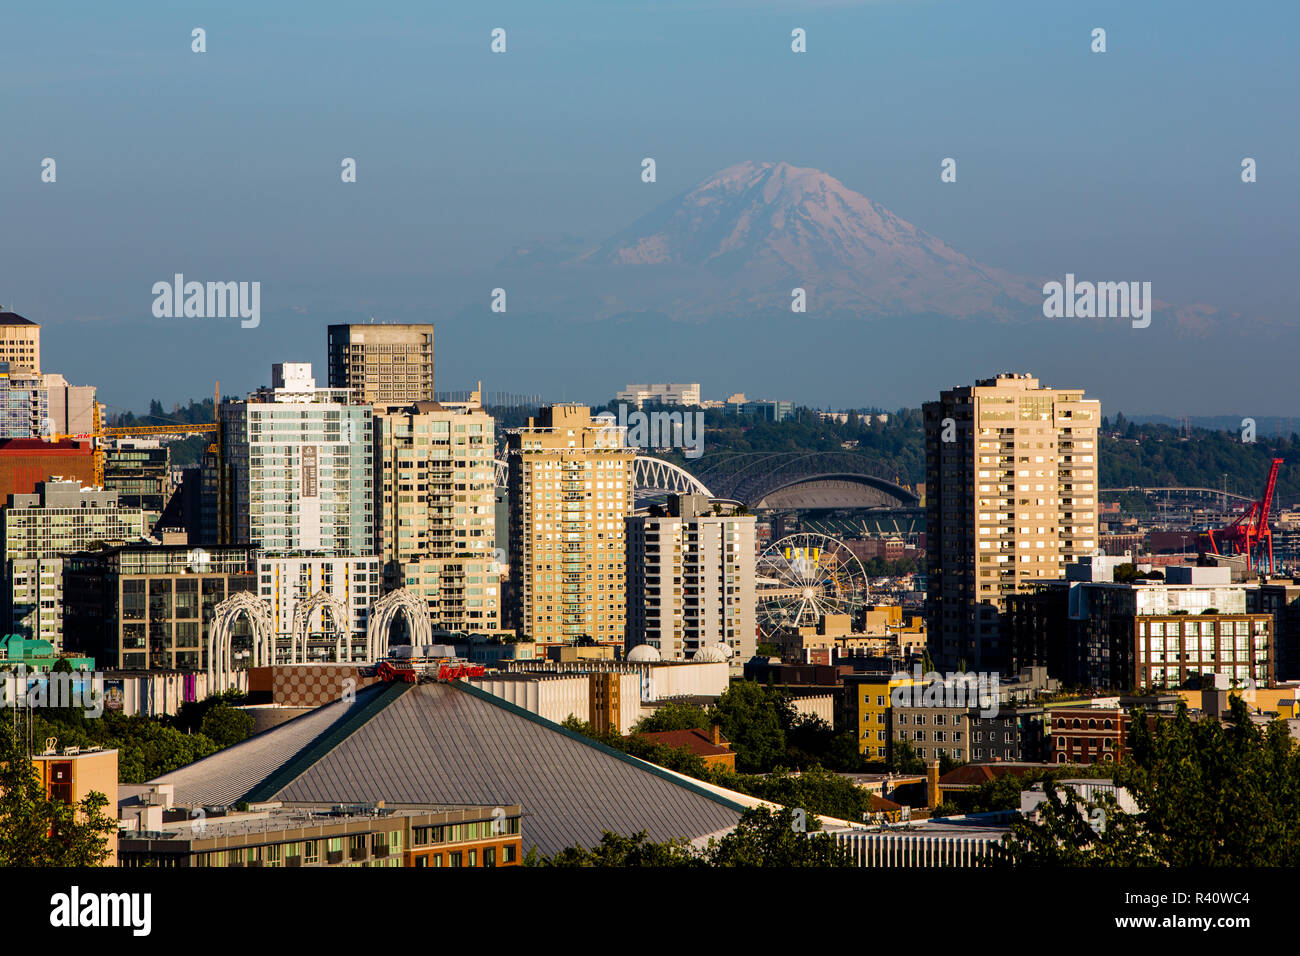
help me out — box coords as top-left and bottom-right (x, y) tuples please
(54, 382), (222, 489)
(1205, 458), (1284, 575)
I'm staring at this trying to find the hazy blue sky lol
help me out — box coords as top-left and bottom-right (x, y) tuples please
(3, 0), (1297, 417)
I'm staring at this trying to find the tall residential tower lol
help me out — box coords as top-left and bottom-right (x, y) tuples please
(327, 323), (435, 405)
(923, 373), (1099, 671)
(507, 406), (634, 645)
(626, 494), (756, 664)
(218, 363), (374, 555)
(373, 396), (500, 631)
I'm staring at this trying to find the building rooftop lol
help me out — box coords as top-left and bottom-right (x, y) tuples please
(148, 679), (746, 856)
(636, 728), (733, 759)
(0, 312), (36, 326)
(121, 800), (513, 842)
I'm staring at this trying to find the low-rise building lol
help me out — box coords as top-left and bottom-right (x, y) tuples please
(891, 704), (970, 764)
(118, 787), (521, 869)
(636, 727), (737, 770)
(62, 544), (259, 670)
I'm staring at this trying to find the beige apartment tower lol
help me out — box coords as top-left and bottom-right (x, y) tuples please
(507, 405), (635, 645)
(328, 323), (435, 405)
(374, 396), (500, 631)
(924, 373), (1099, 671)
(626, 494), (757, 664)
(0, 312), (40, 375)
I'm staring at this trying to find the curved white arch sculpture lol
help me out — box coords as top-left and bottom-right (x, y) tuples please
(365, 588), (434, 660)
(208, 591), (275, 692)
(292, 590), (352, 664)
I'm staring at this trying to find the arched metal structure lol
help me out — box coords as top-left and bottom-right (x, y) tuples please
(292, 590), (352, 664)
(365, 588), (433, 660)
(495, 454), (715, 500)
(697, 452), (918, 510)
(754, 473), (916, 510)
(208, 591), (275, 691)
(633, 456), (714, 498)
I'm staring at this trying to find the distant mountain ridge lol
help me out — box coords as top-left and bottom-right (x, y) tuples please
(506, 161), (1044, 320)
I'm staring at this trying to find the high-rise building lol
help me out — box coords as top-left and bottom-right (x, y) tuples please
(218, 363), (374, 555)
(327, 323), (435, 405)
(626, 493), (756, 663)
(1, 480), (144, 648)
(0, 362), (48, 439)
(41, 373), (97, 437)
(507, 405), (635, 645)
(373, 397), (500, 631)
(0, 312), (40, 375)
(923, 373), (1099, 671)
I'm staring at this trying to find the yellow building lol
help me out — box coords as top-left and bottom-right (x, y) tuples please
(507, 405), (635, 646)
(373, 395), (500, 630)
(925, 373), (1100, 669)
(0, 311), (40, 374)
(32, 745), (118, 864)
(845, 673), (926, 761)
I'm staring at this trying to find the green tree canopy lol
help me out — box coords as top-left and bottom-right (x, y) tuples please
(1003, 697), (1300, 866)
(0, 721), (117, 866)
(199, 703), (255, 750)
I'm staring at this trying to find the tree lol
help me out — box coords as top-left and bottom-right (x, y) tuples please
(1001, 785), (1159, 867)
(534, 831), (702, 867)
(891, 738), (925, 774)
(711, 681), (791, 772)
(705, 806), (855, 867)
(632, 701), (711, 734)
(200, 703), (255, 750)
(716, 766), (875, 821)
(528, 806), (855, 867)
(1004, 698), (1300, 866)
(0, 722), (117, 866)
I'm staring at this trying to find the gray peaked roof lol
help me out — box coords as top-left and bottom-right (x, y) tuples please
(151, 680), (745, 856)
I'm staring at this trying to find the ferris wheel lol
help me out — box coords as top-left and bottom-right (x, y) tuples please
(755, 532), (869, 639)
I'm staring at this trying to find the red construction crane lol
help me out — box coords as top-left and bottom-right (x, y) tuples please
(1205, 458), (1283, 574)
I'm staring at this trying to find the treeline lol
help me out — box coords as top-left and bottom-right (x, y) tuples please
(1003, 697), (1300, 866)
(1101, 415), (1300, 503)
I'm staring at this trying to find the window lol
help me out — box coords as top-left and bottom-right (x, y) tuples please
(449, 852), (463, 868)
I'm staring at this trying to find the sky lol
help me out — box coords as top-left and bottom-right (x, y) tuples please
(2, 0), (1297, 418)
